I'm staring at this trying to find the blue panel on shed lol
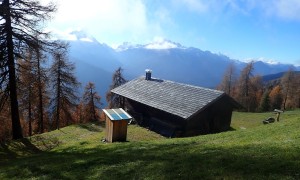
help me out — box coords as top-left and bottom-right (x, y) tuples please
(110, 113), (121, 120)
(103, 108), (132, 121)
(118, 113), (130, 119)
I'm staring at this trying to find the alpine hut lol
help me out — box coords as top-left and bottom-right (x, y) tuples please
(111, 70), (240, 137)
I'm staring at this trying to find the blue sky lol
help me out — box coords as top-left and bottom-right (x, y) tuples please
(44, 0), (300, 65)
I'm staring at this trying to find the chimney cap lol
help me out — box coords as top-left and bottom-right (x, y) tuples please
(145, 69), (152, 73)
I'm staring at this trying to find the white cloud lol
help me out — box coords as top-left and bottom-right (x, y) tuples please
(45, 0), (159, 44)
(271, 0), (300, 21)
(45, 28), (77, 41)
(79, 37), (94, 42)
(53, 0), (147, 30)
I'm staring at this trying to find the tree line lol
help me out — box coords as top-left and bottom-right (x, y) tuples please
(218, 62), (300, 112)
(0, 0), (127, 142)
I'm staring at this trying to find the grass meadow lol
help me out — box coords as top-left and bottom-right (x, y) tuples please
(1, 110), (300, 179)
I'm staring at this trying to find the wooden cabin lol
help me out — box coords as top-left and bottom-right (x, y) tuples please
(103, 108), (132, 142)
(111, 71), (240, 137)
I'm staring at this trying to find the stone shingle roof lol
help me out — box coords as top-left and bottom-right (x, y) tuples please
(111, 77), (225, 119)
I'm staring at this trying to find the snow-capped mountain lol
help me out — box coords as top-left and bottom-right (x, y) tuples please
(116, 42), (144, 51)
(60, 30), (121, 102)
(58, 30), (300, 106)
(116, 39), (185, 51)
(143, 39), (185, 50)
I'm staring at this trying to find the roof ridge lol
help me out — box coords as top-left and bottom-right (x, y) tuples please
(137, 76), (224, 94)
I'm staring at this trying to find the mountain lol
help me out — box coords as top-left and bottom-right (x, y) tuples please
(262, 71), (300, 82)
(61, 30), (300, 105)
(64, 31), (121, 103)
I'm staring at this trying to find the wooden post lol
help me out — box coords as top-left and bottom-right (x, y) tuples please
(274, 109), (283, 122)
(276, 113), (280, 122)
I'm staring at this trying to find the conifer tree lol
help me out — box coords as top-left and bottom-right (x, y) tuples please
(0, 0), (56, 139)
(49, 42), (80, 130)
(106, 67), (127, 108)
(0, 101), (11, 142)
(82, 82), (102, 122)
(32, 41), (49, 133)
(18, 51), (36, 136)
(235, 61), (254, 111)
(218, 63), (236, 96)
(258, 91), (270, 112)
(281, 68), (296, 110)
(268, 85), (282, 110)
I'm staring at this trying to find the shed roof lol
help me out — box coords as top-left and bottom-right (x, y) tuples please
(103, 108), (132, 121)
(111, 77), (225, 119)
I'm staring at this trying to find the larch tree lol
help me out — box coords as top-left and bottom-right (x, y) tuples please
(235, 61), (255, 111)
(74, 102), (85, 123)
(217, 63), (236, 96)
(281, 68), (296, 110)
(82, 82), (102, 122)
(258, 90), (270, 112)
(0, 0), (56, 139)
(269, 85), (283, 110)
(18, 51), (37, 136)
(49, 42), (80, 130)
(250, 75), (263, 111)
(18, 46), (49, 136)
(0, 101), (11, 142)
(31, 40), (49, 133)
(106, 67), (127, 108)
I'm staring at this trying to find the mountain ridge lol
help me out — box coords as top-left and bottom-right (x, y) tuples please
(59, 30), (300, 105)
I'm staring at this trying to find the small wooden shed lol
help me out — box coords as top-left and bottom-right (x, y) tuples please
(103, 108), (132, 143)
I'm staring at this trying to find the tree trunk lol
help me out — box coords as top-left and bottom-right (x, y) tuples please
(28, 86), (32, 137)
(36, 49), (44, 133)
(282, 81), (289, 110)
(91, 89), (96, 121)
(56, 55), (61, 130)
(4, 0), (23, 139)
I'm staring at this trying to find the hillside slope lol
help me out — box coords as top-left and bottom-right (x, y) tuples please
(1, 110), (300, 179)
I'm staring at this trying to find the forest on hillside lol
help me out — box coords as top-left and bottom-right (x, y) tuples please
(217, 62), (300, 112)
(0, 0), (128, 142)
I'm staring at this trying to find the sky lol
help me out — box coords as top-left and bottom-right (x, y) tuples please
(42, 0), (300, 65)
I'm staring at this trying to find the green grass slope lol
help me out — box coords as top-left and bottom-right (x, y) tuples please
(1, 110), (300, 179)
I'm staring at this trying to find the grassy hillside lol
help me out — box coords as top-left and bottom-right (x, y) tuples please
(1, 110), (300, 179)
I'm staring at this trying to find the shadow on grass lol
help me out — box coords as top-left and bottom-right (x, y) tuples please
(0, 143), (17, 160)
(19, 139), (41, 153)
(1, 141), (300, 179)
(77, 123), (103, 132)
(0, 138), (42, 161)
(30, 136), (60, 151)
(0, 136), (62, 162)
(228, 127), (236, 131)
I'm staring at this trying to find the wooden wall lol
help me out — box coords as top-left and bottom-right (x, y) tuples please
(105, 115), (128, 143)
(125, 99), (186, 137)
(184, 95), (233, 136)
(123, 95), (234, 137)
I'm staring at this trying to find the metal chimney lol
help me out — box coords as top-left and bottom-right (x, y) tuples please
(145, 69), (152, 80)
